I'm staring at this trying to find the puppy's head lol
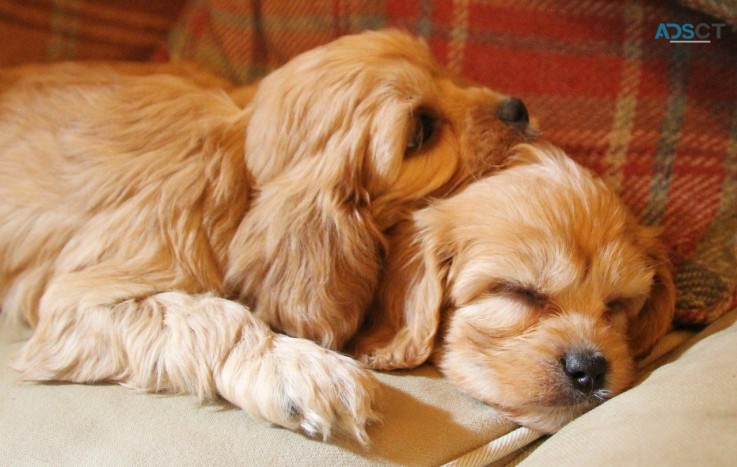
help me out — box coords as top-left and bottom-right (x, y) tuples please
(228, 30), (534, 349)
(244, 29), (534, 227)
(355, 144), (675, 432)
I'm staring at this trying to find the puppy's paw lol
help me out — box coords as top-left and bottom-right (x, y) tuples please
(352, 335), (424, 371)
(353, 346), (394, 370)
(217, 334), (380, 446)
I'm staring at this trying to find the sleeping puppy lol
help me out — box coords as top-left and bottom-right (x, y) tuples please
(0, 30), (533, 444)
(354, 144), (675, 433)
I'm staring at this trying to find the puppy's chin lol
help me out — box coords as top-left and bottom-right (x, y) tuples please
(435, 304), (636, 433)
(498, 402), (599, 434)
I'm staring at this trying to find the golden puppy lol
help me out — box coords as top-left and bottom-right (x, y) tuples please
(0, 30), (533, 444)
(354, 144), (675, 433)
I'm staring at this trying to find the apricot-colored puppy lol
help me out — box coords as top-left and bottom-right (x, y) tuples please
(355, 144), (675, 433)
(0, 30), (533, 445)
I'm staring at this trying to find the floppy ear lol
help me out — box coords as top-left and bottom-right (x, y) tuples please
(352, 214), (450, 370)
(225, 48), (403, 350)
(629, 226), (676, 358)
(225, 156), (384, 351)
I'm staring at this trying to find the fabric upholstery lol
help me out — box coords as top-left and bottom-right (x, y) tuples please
(0, 329), (520, 466)
(4, 317), (735, 465)
(518, 308), (737, 466)
(166, 0), (737, 326)
(680, 0), (737, 26)
(0, 0), (185, 65)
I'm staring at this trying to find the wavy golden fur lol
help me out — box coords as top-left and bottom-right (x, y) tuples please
(0, 30), (532, 444)
(354, 144), (675, 432)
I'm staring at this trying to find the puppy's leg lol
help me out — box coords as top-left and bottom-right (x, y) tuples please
(15, 270), (379, 445)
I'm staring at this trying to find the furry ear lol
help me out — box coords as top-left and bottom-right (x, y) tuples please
(352, 215), (449, 370)
(226, 46), (397, 350)
(629, 226), (676, 358)
(224, 158), (384, 351)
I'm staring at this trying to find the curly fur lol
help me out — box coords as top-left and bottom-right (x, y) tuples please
(0, 30), (532, 445)
(354, 144), (675, 433)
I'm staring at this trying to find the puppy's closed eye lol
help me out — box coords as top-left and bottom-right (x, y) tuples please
(491, 282), (549, 308)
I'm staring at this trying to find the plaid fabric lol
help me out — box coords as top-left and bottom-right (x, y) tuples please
(167, 0), (736, 326)
(680, 0), (737, 26)
(0, 0), (185, 65)
(166, 0), (387, 82)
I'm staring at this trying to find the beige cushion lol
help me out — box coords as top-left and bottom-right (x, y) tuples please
(0, 331), (518, 466)
(519, 309), (737, 466)
(3, 309), (734, 465)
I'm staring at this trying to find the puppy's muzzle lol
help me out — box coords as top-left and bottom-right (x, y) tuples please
(497, 97), (529, 127)
(562, 349), (608, 394)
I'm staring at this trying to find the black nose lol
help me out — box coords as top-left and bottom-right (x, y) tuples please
(497, 97), (529, 125)
(563, 350), (608, 393)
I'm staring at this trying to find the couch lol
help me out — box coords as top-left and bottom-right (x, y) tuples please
(1, 0), (735, 465)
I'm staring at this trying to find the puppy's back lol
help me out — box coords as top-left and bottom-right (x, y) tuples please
(0, 64), (249, 320)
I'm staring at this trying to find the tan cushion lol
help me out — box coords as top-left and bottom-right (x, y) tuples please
(518, 308), (737, 466)
(3, 311), (734, 465)
(0, 331), (519, 465)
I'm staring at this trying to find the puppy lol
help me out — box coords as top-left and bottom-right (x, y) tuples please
(354, 144), (675, 432)
(0, 30), (532, 444)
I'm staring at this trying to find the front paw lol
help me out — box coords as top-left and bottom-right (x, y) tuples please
(352, 333), (424, 371)
(217, 334), (380, 446)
